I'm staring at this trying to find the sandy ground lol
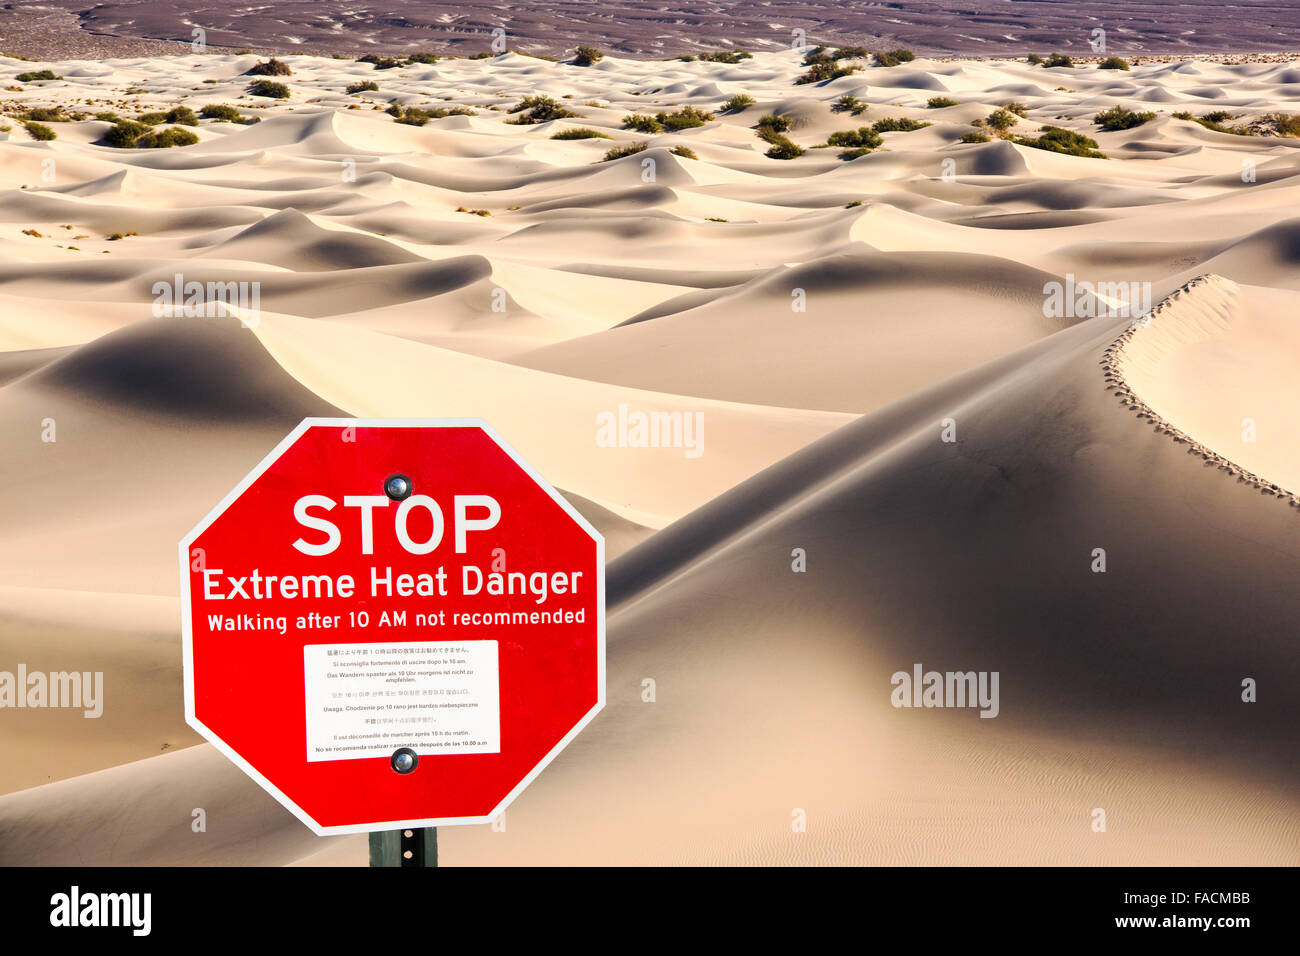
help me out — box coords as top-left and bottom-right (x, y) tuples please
(0, 49), (1297, 865)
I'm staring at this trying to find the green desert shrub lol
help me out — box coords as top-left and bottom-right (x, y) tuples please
(1044, 53), (1074, 68)
(834, 94), (867, 114)
(1094, 105), (1156, 130)
(984, 108), (1020, 131)
(622, 113), (662, 133)
(573, 46), (604, 67)
(1098, 56), (1131, 71)
(389, 105), (473, 125)
(94, 111), (123, 123)
(874, 48), (915, 68)
(838, 147), (873, 160)
(763, 134), (803, 159)
(165, 106), (198, 126)
(1013, 126), (1105, 157)
(248, 80), (290, 99)
(16, 70), (59, 81)
(796, 60), (862, 84)
(872, 116), (930, 132)
(721, 93), (755, 112)
(346, 80), (379, 94)
(657, 105), (714, 131)
(826, 127), (882, 149)
(22, 106), (65, 121)
(1001, 101), (1029, 118)
(959, 129), (991, 143)
(550, 127), (612, 139)
(602, 141), (648, 161)
(506, 95), (577, 123)
(698, 50), (751, 64)
(102, 119), (150, 147)
(670, 144), (698, 159)
(22, 120), (55, 140)
(135, 127), (199, 148)
(406, 52), (440, 64)
(245, 58), (292, 76)
(197, 105), (245, 122)
(1026, 53), (1045, 65)
(756, 113), (791, 133)
(926, 96), (959, 108)
(832, 45), (872, 60)
(357, 54), (404, 70)
(136, 111), (168, 125)
(1261, 112), (1300, 136)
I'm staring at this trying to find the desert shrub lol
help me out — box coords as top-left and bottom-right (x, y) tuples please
(872, 116), (931, 132)
(574, 46), (604, 67)
(1001, 101), (1029, 118)
(926, 96), (959, 108)
(764, 134), (803, 159)
(199, 104), (250, 122)
(602, 141), (648, 161)
(102, 120), (149, 147)
(1044, 53), (1074, 68)
(959, 129), (990, 143)
(390, 105), (473, 125)
(721, 93), (755, 112)
(984, 108), (1019, 131)
(22, 120), (55, 140)
(796, 61), (862, 84)
(826, 127), (882, 148)
(874, 49), (915, 68)
(137, 111), (168, 125)
(1099, 56), (1130, 71)
(346, 80), (379, 94)
(838, 147), (873, 160)
(1013, 126), (1105, 157)
(246, 58), (292, 76)
(1094, 105), (1156, 130)
(658, 105), (714, 131)
(357, 54), (404, 70)
(1261, 112), (1300, 136)
(248, 80), (289, 99)
(506, 95), (576, 123)
(756, 113), (791, 133)
(622, 113), (663, 133)
(94, 111), (123, 122)
(833, 45), (872, 60)
(16, 70), (59, 82)
(136, 127), (199, 148)
(1026, 54), (1045, 65)
(455, 206), (491, 216)
(22, 106), (64, 121)
(1199, 110), (1236, 125)
(834, 94), (867, 114)
(551, 127), (612, 139)
(165, 106), (198, 126)
(406, 52), (440, 64)
(698, 50), (751, 64)
(670, 144), (698, 159)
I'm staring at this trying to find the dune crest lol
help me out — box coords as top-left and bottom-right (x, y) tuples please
(1107, 274), (1300, 503)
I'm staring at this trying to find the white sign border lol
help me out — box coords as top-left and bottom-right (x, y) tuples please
(178, 417), (607, 838)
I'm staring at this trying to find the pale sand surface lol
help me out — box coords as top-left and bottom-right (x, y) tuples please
(0, 50), (1297, 864)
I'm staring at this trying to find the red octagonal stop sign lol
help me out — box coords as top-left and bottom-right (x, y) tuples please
(179, 418), (604, 835)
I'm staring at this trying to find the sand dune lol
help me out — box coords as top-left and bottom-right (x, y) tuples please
(1, 48), (1299, 865)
